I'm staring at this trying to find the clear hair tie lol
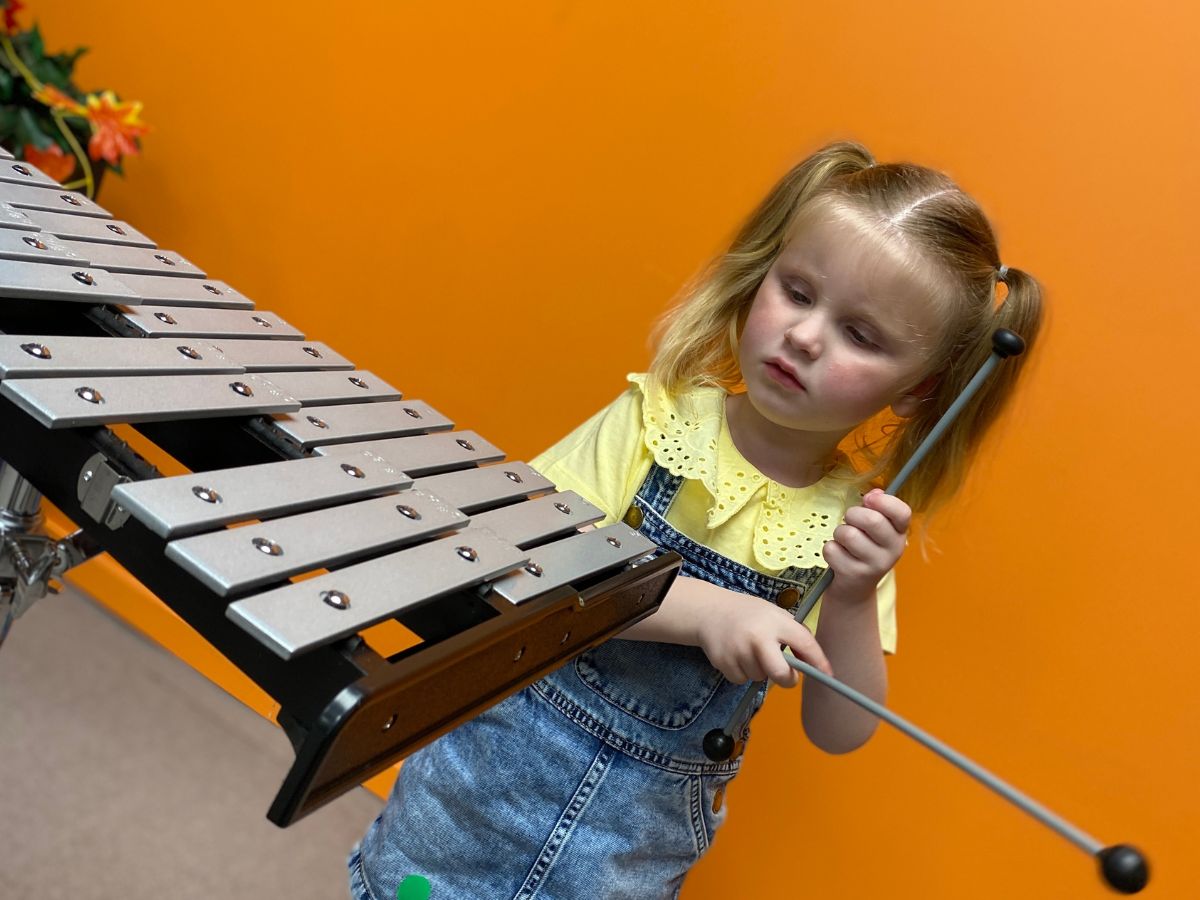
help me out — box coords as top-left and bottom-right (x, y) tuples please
(997, 264), (1010, 281)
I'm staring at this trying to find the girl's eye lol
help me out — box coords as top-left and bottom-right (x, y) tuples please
(786, 286), (812, 306)
(846, 326), (877, 348)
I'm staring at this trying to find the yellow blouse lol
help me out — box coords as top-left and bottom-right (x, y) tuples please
(531, 374), (897, 653)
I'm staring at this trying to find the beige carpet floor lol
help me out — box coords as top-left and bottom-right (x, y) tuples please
(0, 583), (383, 899)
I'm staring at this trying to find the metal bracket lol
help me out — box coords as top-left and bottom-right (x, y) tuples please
(0, 530), (104, 636)
(77, 452), (131, 528)
(85, 303), (141, 338)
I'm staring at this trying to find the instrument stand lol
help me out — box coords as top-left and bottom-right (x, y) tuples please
(0, 458), (101, 647)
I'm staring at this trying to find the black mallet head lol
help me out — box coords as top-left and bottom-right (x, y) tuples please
(1097, 844), (1150, 894)
(991, 328), (1026, 358)
(702, 728), (735, 761)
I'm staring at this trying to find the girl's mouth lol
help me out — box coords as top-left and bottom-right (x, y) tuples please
(765, 360), (805, 391)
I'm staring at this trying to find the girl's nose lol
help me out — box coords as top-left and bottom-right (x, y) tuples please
(784, 316), (823, 357)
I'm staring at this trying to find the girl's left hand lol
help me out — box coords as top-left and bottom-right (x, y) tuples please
(822, 489), (911, 598)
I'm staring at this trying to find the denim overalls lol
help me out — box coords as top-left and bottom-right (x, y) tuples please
(350, 464), (823, 900)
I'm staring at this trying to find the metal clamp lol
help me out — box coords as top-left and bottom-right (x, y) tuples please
(77, 452), (132, 529)
(1, 460), (107, 646)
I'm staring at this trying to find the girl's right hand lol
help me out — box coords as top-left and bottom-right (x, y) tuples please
(692, 582), (833, 687)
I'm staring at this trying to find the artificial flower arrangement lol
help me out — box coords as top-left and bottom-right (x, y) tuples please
(0, 0), (148, 197)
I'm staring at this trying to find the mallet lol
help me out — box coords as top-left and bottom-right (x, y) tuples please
(700, 328), (1149, 893)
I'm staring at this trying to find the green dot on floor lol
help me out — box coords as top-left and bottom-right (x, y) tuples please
(397, 874), (431, 900)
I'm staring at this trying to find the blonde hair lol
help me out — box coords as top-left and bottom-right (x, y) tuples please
(649, 141), (1043, 514)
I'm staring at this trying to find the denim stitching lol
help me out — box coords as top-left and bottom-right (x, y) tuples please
(515, 742), (614, 899)
(573, 652), (725, 730)
(532, 678), (741, 776)
(688, 776), (708, 857)
(348, 847), (381, 900)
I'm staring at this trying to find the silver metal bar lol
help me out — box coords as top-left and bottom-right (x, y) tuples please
(200, 339), (352, 372)
(0, 181), (111, 218)
(0, 146), (13, 160)
(165, 488), (469, 596)
(263, 399), (453, 451)
(412, 462), (553, 513)
(249, 369), (399, 405)
(316, 430), (502, 475)
(0, 371), (298, 428)
(490, 523), (657, 604)
(469, 491), (603, 547)
(55, 240), (205, 277)
(20, 210), (156, 248)
(106, 273), (254, 309)
(0, 159), (61, 188)
(116, 306), (304, 339)
(0, 229), (88, 265)
(111, 449), (412, 539)
(225, 527), (527, 659)
(0, 335), (242, 379)
(0, 203), (37, 231)
(0, 259), (140, 303)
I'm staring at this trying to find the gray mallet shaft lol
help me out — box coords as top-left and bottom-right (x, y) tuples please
(786, 654), (1148, 893)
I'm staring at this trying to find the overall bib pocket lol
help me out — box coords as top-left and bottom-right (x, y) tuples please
(575, 640), (725, 730)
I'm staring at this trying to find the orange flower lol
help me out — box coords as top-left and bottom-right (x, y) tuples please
(84, 91), (150, 165)
(3, 0), (24, 36)
(33, 84), (86, 116)
(22, 142), (75, 181)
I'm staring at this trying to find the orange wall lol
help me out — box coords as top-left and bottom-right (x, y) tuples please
(24, 1), (1198, 897)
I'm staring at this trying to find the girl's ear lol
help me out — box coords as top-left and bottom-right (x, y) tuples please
(890, 393), (922, 418)
(891, 374), (938, 418)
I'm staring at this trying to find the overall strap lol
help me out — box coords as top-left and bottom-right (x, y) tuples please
(623, 464), (824, 608)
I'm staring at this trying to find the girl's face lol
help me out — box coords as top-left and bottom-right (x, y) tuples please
(736, 211), (940, 443)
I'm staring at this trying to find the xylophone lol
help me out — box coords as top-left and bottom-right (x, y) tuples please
(0, 147), (680, 826)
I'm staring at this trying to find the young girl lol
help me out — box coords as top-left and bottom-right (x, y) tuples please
(349, 141), (1042, 899)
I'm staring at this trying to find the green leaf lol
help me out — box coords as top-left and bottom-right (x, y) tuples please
(14, 106), (52, 150)
(52, 45), (89, 76)
(0, 68), (11, 102)
(32, 57), (68, 88)
(25, 24), (45, 61)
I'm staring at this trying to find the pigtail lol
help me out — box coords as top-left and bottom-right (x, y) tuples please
(651, 142), (875, 392)
(994, 268), (1044, 358)
(883, 266), (1044, 515)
